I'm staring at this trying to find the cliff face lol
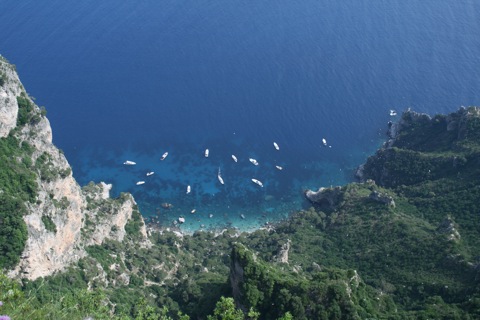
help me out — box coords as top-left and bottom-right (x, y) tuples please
(0, 57), (22, 137)
(0, 57), (148, 280)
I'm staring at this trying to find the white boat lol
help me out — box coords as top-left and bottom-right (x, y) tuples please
(275, 165), (283, 170)
(136, 181), (145, 185)
(251, 178), (263, 187)
(186, 185), (191, 194)
(191, 209), (196, 214)
(322, 138), (327, 146)
(249, 158), (259, 166)
(146, 171), (154, 176)
(123, 160), (136, 165)
(205, 149), (209, 157)
(390, 109), (397, 116)
(217, 168), (225, 185)
(240, 214), (245, 219)
(273, 142), (280, 150)
(209, 214), (213, 218)
(160, 152), (168, 160)
(178, 217), (185, 224)
(231, 155), (238, 162)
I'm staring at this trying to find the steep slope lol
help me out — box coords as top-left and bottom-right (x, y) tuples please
(0, 56), (148, 280)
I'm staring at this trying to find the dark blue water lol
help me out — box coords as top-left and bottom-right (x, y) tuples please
(1, 0), (479, 231)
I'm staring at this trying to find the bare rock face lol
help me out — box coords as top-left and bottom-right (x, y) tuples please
(369, 190), (396, 207)
(230, 255), (245, 309)
(1, 57), (148, 280)
(274, 239), (291, 264)
(437, 216), (461, 242)
(0, 58), (23, 137)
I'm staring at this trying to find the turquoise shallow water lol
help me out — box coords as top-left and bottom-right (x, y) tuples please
(1, 0), (479, 231)
(73, 137), (373, 232)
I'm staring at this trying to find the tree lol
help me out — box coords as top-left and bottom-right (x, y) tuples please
(207, 297), (244, 320)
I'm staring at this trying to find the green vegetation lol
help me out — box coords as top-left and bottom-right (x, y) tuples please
(231, 243), (395, 319)
(16, 92), (45, 128)
(1, 272), (187, 319)
(34, 151), (58, 182)
(41, 215), (57, 233)
(16, 94), (35, 126)
(0, 135), (37, 269)
(124, 205), (144, 237)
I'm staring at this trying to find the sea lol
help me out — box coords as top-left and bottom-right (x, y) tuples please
(1, 0), (479, 233)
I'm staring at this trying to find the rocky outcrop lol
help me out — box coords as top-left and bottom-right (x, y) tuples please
(273, 239), (291, 264)
(305, 186), (343, 209)
(446, 106), (480, 139)
(369, 190), (395, 207)
(0, 57), (22, 137)
(230, 244), (247, 312)
(1, 57), (148, 280)
(437, 216), (461, 242)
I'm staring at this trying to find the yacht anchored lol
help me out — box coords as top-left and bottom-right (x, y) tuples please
(273, 142), (280, 150)
(186, 185), (191, 194)
(231, 155), (238, 162)
(218, 168), (225, 185)
(322, 138), (327, 146)
(136, 181), (145, 185)
(146, 171), (154, 176)
(123, 160), (136, 165)
(249, 158), (259, 166)
(160, 152), (168, 160)
(251, 178), (263, 187)
(205, 149), (209, 157)
(275, 165), (283, 170)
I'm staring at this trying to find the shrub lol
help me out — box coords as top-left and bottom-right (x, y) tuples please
(41, 215), (57, 233)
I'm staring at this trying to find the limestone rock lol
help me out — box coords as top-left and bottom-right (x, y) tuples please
(273, 239), (291, 264)
(369, 190), (395, 207)
(0, 58), (23, 137)
(437, 217), (461, 242)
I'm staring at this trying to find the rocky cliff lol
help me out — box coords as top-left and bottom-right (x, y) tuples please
(0, 56), (148, 280)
